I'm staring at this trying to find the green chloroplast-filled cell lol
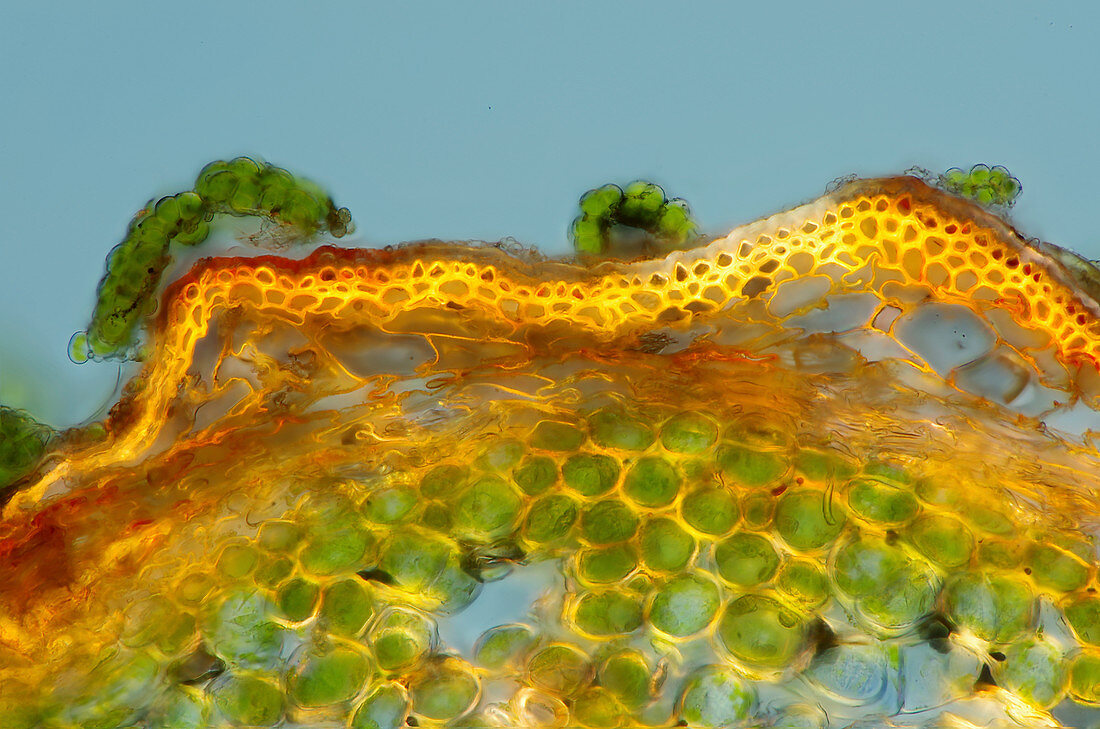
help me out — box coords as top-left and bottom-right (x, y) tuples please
(202, 589), (287, 668)
(997, 638), (1067, 709)
(573, 686), (623, 727)
(513, 455), (558, 496)
(420, 464), (468, 498)
(578, 543), (638, 583)
(216, 543), (258, 579)
(660, 412), (719, 454)
(409, 659), (480, 721)
(774, 488), (846, 551)
(372, 609), (434, 672)
(524, 493), (579, 543)
(775, 559), (831, 610)
(846, 478), (920, 524)
(531, 420), (586, 451)
(1025, 542), (1090, 593)
(453, 476), (524, 541)
(210, 673), (284, 727)
(638, 517), (695, 572)
(793, 448), (857, 482)
(0, 407), (52, 493)
(1065, 594), (1100, 645)
(277, 577), (320, 622)
(151, 687), (210, 729)
(680, 486), (740, 536)
(363, 486), (418, 524)
(718, 595), (804, 669)
(907, 514), (975, 568)
(715, 443), (786, 486)
(474, 624), (535, 670)
(648, 573), (720, 637)
(715, 532), (780, 587)
(832, 537), (909, 597)
(622, 456), (681, 508)
(741, 492), (774, 529)
(678, 664), (757, 727)
(350, 682), (410, 729)
(588, 408), (655, 451)
(528, 644), (592, 695)
(858, 561), (939, 632)
(598, 650), (651, 711)
(1069, 652), (1100, 705)
(581, 499), (639, 545)
(299, 523), (376, 576)
(257, 519), (301, 553)
(379, 531), (452, 591)
(562, 453), (619, 496)
(288, 645), (372, 707)
(977, 539), (1021, 570)
(943, 570), (1035, 644)
(475, 438), (524, 472)
(573, 590), (644, 636)
(320, 578), (373, 636)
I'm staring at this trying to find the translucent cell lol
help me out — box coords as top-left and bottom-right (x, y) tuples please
(647, 573), (721, 638)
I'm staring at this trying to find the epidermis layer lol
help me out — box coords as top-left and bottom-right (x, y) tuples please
(2, 177), (1100, 729)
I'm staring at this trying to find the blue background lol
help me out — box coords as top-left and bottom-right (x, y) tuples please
(2, 1), (1098, 424)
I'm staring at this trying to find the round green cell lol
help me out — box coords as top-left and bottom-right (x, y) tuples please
(832, 537), (909, 597)
(216, 543), (258, 579)
(289, 646), (372, 708)
(847, 479), (919, 524)
(681, 486), (739, 536)
(513, 455), (558, 496)
(943, 570), (1035, 644)
(678, 664), (757, 727)
(299, 524), (376, 576)
(527, 644), (591, 695)
(716, 443), (786, 486)
(420, 464), (467, 498)
(741, 492), (774, 529)
(793, 448), (857, 482)
(648, 574), (720, 637)
(999, 638), (1067, 710)
(523, 493), (579, 544)
(907, 514), (974, 568)
(254, 556), (294, 587)
(774, 489), (846, 551)
(578, 543), (638, 583)
(715, 532), (781, 587)
(588, 408), (654, 451)
(350, 682), (410, 729)
(581, 499), (639, 545)
(859, 563), (938, 631)
(372, 610), (433, 672)
(474, 624), (535, 670)
(1065, 594), (1100, 645)
(531, 420), (585, 451)
(638, 517), (695, 572)
(475, 438), (525, 471)
(977, 539), (1020, 570)
(320, 578), (373, 636)
(562, 453), (619, 496)
(454, 476), (524, 541)
(211, 674), (283, 726)
(573, 591), (644, 636)
(660, 412), (718, 454)
(1069, 652), (1100, 705)
(622, 456), (681, 508)
(573, 686), (624, 727)
(775, 559), (830, 610)
(203, 589), (286, 668)
(277, 577), (320, 622)
(364, 486), (418, 524)
(1026, 543), (1089, 593)
(718, 595), (804, 668)
(379, 532), (451, 591)
(599, 651), (651, 710)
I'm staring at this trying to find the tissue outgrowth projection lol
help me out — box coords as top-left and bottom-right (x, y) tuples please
(1, 170), (1100, 729)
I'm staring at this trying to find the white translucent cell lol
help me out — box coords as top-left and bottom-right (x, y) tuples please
(899, 643), (980, 713)
(784, 292), (881, 333)
(768, 274), (833, 318)
(803, 642), (899, 710)
(952, 349), (1032, 405)
(893, 303), (997, 376)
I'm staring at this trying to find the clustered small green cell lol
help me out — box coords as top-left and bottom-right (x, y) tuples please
(940, 164), (1022, 207)
(77, 158), (352, 361)
(0, 406), (53, 501)
(11, 402), (1100, 728)
(571, 181), (698, 257)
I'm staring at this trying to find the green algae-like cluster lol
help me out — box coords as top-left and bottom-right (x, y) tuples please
(570, 181), (698, 257)
(940, 164), (1022, 207)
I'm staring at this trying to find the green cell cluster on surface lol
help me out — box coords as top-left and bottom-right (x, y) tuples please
(0, 406), (53, 500)
(571, 181), (699, 258)
(79, 157), (351, 361)
(940, 164), (1022, 207)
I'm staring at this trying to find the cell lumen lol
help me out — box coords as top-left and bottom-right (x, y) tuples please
(3, 170), (1100, 729)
